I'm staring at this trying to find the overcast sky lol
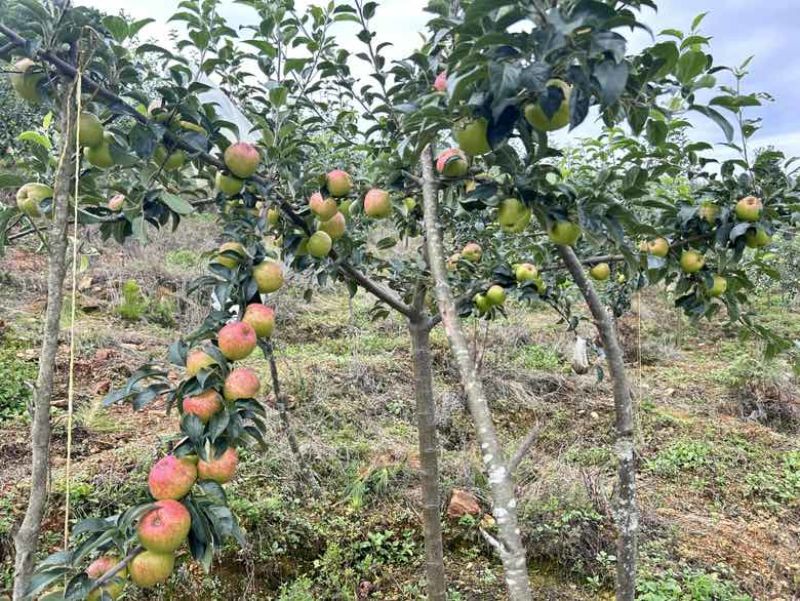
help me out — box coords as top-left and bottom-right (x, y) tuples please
(75, 0), (800, 158)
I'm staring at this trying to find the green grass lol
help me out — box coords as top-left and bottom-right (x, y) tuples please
(512, 343), (563, 371)
(0, 335), (36, 421)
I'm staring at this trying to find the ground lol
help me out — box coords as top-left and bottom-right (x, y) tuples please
(1, 215), (799, 600)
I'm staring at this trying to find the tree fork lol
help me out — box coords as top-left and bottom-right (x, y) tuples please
(12, 73), (79, 601)
(420, 146), (533, 601)
(557, 245), (638, 601)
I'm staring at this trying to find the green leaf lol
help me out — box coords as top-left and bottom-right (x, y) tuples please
(690, 105), (734, 142)
(675, 50), (708, 84)
(161, 193), (194, 215)
(17, 131), (51, 150)
(102, 15), (129, 42)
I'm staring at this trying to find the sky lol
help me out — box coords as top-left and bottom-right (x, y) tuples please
(75, 0), (800, 158)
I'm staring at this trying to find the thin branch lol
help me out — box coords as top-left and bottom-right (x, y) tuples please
(508, 424), (541, 474)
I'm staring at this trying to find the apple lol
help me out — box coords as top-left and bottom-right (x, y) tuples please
(547, 220), (581, 246)
(185, 348), (216, 377)
(473, 293), (491, 313)
(339, 199), (352, 217)
(698, 202), (719, 224)
(497, 198), (531, 233)
(364, 188), (392, 219)
(214, 241), (246, 269)
(515, 263), (538, 283)
(242, 303), (275, 338)
(589, 262), (611, 281)
(646, 237), (670, 258)
(267, 207), (281, 226)
(224, 142), (260, 178)
(709, 275), (727, 297)
(486, 285), (506, 306)
(78, 112), (105, 148)
(435, 148), (469, 177)
(403, 197), (417, 212)
(216, 172), (244, 196)
(136, 500), (191, 554)
(524, 79), (572, 132)
(182, 390), (223, 424)
(453, 118), (491, 156)
(223, 368), (260, 401)
(253, 260), (284, 293)
(461, 242), (482, 263)
(107, 194), (125, 212)
(680, 250), (705, 273)
(154, 145), (185, 171)
(86, 555), (126, 601)
(319, 212), (346, 240)
(309, 192), (338, 220)
(326, 169), (352, 197)
(745, 227), (770, 248)
(129, 551), (174, 588)
(433, 71), (448, 92)
(307, 231), (333, 258)
(84, 133), (115, 169)
(218, 321), (257, 361)
(10, 58), (45, 103)
(446, 253), (461, 271)
(16, 183), (53, 218)
(734, 195), (762, 222)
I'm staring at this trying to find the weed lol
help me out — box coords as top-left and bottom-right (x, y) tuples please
(646, 440), (713, 478)
(0, 335), (36, 421)
(117, 279), (146, 321)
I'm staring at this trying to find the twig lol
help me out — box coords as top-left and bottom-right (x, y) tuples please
(86, 545), (142, 595)
(508, 424), (541, 474)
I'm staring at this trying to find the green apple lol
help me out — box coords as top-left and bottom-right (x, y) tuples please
(646, 237), (670, 258)
(319, 212), (346, 240)
(154, 145), (186, 171)
(680, 250), (705, 273)
(745, 227), (770, 248)
(16, 183), (53, 218)
(734, 196), (762, 222)
(698, 202), (719, 224)
(267, 207), (281, 226)
(515, 262), (538, 283)
(524, 79), (572, 132)
(307, 231), (333, 258)
(473, 293), (491, 314)
(497, 198), (531, 233)
(403, 197), (417, 212)
(78, 112), (105, 148)
(216, 172), (244, 196)
(486, 285), (506, 306)
(709, 275), (727, 297)
(547, 220), (581, 246)
(589, 262), (611, 281)
(84, 134), (115, 169)
(453, 118), (491, 156)
(435, 148), (469, 177)
(10, 58), (45, 103)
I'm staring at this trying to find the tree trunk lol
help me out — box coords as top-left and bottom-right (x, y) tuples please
(419, 147), (532, 600)
(408, 317), (447, 601)
(556, 245), (637, 601)
(13, 80), (78, 600)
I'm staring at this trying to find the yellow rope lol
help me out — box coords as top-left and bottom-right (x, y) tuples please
(63, 67), (82, 549)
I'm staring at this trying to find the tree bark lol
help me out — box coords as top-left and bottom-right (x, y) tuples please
(556, 245), (638, 601)
(408, 316), (447, 601)
(420, 147), (532, 601)
(13, 79), (78, 600)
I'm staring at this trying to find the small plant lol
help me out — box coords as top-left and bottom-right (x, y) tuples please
(646, 440), (713, 478)
(117, 279), (147, 321)
(0, 336), (36, 421)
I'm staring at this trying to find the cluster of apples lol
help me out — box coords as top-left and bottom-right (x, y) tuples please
(433, 73), (573, 156)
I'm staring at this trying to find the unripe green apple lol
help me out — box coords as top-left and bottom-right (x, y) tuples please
(84, 134), (115, 169)
(435, 148), (469, 177)
(646, 237), (670, 258)
(403, 197), (417, 212)
(515, 262), (538, 283)
(497, 198), (531, 233)
(214, 241), (245, 269)
(486, 285), (506, 306)
(473, 293), (491, 313)
(364, 188), (392, 219)
(709, 275), (727, 297)
(307, 231), (333, 258)
(589, 262), (611, 281)
(446, 253), (460, 271)
(461, 242), (482, 263)
(698, 202), (719, 224)
(453, 118), (491, 156)
(154, 145), (186, 171)
(319, 212), (346, 240)
(524, 79), (572, 132)
(78, 112), (105, 148)
(339, 199), (352, 217)
(10, 58), (45, 103)
(547, 221), (581, 246)
(326, 170), (352, 197)
(216, 172), (244, 196)
(680, 250), (705, 273)
(745, 227), (770, 248)
(16, 183), (53, 218)
(734, 195), (762, 222)
(309, 192), (338, 220)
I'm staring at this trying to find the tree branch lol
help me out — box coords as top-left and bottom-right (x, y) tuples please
(85, 545), (142, 596)
(508, 423), (541, 474)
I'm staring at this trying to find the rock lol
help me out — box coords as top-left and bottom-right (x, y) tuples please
(447, 488), (481, 518)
